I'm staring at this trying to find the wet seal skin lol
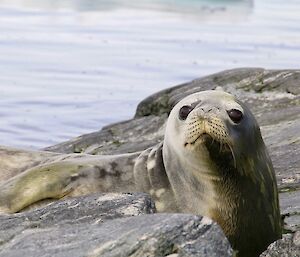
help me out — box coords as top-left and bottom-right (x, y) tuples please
(0, 90), (281, 256)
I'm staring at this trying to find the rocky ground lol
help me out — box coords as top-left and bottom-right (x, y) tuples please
(0, 193), (232, 257)
(0, 68), (299, 256)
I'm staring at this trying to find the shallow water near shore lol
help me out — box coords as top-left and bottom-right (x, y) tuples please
(0, 0), (300, 149)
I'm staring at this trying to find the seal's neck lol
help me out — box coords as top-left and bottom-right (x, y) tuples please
(205, 143), (282, 257)
(164, 140), (281, 257)
(163, 143), (221, 217)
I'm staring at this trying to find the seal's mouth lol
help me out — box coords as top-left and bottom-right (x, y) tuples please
(185, 132), (235, 164)
(202, 134), (231, 153)
(184, 133), (210, 147)
(184, 132), (236, 168)
(203, 134), (236, 169)
(185, 132), (228, 150)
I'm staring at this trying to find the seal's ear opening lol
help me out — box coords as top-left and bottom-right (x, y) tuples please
(214, 86), (224, 92)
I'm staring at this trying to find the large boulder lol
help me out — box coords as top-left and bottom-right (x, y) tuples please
(0, 193), (232, 257)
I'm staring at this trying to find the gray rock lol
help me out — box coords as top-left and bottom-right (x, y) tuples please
(0, 193), (155, 247)
(0, 193), (232, 257)
(260, 231), (300, 257)
(279, 190), (300, 232)
(44, 115), (167, 155)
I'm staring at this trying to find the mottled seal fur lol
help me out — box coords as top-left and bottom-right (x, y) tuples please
(0, 90), (281, 256)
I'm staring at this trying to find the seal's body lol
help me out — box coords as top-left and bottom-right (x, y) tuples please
(134, 91), (281, 256)
(0, 90), (281, 256)
(160, 91), (282, 256)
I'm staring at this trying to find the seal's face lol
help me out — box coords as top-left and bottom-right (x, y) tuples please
(163, 90), (281, 256)
(165, 90), (260, 168)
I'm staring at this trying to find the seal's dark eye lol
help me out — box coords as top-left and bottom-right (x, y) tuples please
(227, 109), (243, 123)
(179, 105), (193, 120)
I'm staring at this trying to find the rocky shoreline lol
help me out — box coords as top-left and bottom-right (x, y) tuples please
(0, 68), (299, 256)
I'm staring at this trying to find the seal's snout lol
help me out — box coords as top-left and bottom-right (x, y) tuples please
(184, 110), (231, 149)
(194, 105), (220, 118)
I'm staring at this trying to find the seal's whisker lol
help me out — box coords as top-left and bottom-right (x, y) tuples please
(211, 136), (215, 146)
(219, 142), (223, 153)
(228, 144), (237, 168)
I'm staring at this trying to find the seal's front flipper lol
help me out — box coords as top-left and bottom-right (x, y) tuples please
(0, 161), (80, 213)
(133, 142), (177, 212)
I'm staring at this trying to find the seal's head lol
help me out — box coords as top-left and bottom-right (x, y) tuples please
(165, 90), (259, 167)
(163, 90), (282, 257)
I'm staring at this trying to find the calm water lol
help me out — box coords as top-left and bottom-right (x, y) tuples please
(0, 0), (300, 149)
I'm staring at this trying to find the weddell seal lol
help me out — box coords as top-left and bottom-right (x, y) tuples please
(0, 90), (281, 256)
(135, 90), (282, 256)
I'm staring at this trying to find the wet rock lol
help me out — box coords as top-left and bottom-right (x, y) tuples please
(0, 193), (232, 257)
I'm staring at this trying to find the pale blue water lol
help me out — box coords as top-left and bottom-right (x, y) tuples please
(0, 0), (299, 149)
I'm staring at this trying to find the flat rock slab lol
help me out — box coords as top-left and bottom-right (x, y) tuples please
(0, 193), (232, 257)
(0, 193), (155, 246)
